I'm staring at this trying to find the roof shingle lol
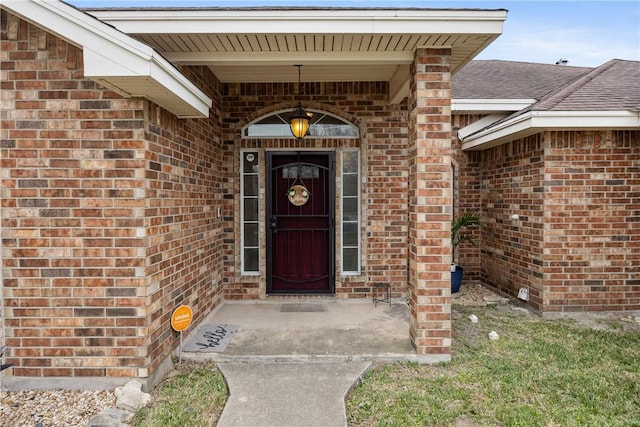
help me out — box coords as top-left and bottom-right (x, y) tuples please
(452, 60), (592, 100)
(532, 59), (640, 112)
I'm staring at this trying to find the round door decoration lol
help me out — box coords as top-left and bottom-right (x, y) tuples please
(287, 184), (310, 206)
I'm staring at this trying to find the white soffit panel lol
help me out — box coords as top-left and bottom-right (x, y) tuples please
(90, 8), (507, 101)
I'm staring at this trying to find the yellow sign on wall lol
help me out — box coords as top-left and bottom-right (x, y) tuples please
(171, 305), (193, 332)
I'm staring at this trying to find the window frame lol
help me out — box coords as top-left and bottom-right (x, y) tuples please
(243, 109), (359, 139)
(341, 149), (361, 275)
(240, 149), (260, 275)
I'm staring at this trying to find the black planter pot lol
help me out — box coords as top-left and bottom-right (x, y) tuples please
(451, 265), (464, 293)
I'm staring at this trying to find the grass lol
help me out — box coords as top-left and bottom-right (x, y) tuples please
(130, 304), (640, 426)
(347, 304), (640, 427)
(130, 362), (227, 427)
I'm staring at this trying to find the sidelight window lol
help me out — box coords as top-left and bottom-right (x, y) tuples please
(341, 150), (360, 274)
(241, 150), (259, 274)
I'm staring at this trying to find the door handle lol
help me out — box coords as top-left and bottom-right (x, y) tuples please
(269, 216), (278, 233)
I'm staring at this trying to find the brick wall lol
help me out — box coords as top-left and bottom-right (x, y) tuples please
(451, 114), (484, 281)
(476, 135), (545, 310)
(1, 10), (148, 377)
(407, 48), (452, 355)
(143, 69), (223, 377)
(1, 11), (224, 380)
(543, 130), (640, 312)
(471, 129), (640, 312)
(220, 81), (410, 300)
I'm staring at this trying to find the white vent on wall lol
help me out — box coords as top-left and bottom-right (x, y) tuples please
(518, 287), (529, 301)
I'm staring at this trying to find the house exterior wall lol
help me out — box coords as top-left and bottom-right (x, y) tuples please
(142, 90), (224, 378)
(476, 135), (546, 310)
(469, 129), (640, 312)
(542, 130), (640, 312)
(1, 11), (224, 382)
(4, 6), (636, 385)
(219, 81), (410, 300)
(451, 114), (484, 280)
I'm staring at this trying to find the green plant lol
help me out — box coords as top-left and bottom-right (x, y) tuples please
(451, 212), (481, 263)
(131, 362), (227, 427)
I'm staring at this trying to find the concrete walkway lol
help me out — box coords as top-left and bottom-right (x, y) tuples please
(217, 361), (370, 427)
(181, 300), (449, 427)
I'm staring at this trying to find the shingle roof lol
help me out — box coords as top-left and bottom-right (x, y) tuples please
(531, 59), (640, 112)
(457, 59), (640, 149)
(452, 60), (592, 100)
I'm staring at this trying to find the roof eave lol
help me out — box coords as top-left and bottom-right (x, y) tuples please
(461, 110), (640, 151)
(88, 8), (508, 35)
(89, 7), (507, 101)
(1, 0), (211, 118)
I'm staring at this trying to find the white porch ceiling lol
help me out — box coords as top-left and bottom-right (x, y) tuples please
(88, 8), (507, 102)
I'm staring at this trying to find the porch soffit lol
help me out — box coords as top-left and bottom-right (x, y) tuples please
(88, 8), (507, 103)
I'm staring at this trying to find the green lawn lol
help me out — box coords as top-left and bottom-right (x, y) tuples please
(347, 304), (640, 426)
(131, 362), (227, 427)
(129, 302), (640, 427)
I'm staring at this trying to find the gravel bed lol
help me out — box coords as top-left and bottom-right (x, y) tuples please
(452, 282), (509, 306)
(0, 388), (116, 427)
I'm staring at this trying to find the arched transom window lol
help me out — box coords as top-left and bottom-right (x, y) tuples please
(243, 109), (359, 138)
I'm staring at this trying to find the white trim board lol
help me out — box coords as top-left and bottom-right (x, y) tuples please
(89, 8), (508, 35)
(2, 0), (211, 118)
(461, 110), (640, 151)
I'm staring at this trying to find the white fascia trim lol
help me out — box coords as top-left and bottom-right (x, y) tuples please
(83, 48), (211, 118)
(457, 113), (509, 140)
(89, 9), (507, 35)
(461, 110), (640, 151)
(451, 99), (536, 112)
(2, 0), (211, 118)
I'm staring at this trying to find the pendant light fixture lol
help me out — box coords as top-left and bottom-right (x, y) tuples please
(289, 65), (311, 139)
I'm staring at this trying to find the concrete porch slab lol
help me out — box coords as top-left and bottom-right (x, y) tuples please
(181, 300), (449, 364)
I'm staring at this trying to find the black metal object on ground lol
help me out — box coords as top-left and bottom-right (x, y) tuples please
(372, 283), (391, 307)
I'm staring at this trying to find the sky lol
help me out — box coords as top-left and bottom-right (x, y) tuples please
(68, 0), (640, 67)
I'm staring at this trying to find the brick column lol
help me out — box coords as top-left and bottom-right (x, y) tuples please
(407, 48), (452, 357)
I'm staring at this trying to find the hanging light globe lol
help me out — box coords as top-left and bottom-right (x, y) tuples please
(289, 65), (311, 139)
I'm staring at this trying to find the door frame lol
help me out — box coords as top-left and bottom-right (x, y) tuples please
(265, 150), (336, 294)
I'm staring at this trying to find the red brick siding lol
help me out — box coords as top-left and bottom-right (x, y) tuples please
(220, 81), (410, 300)
(451, 114), (485, 281)
(543, 130), (640, 312)
(471, 129), (640, 313)
(476, 135), (545, 310)
(407, 48), (452, 355)
(143, 70), (223, 376)
(1, 10), (148, 377)
(1, 11), (225, 379)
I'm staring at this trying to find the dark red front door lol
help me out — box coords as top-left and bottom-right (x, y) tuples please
(267, 152), (335, 293)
